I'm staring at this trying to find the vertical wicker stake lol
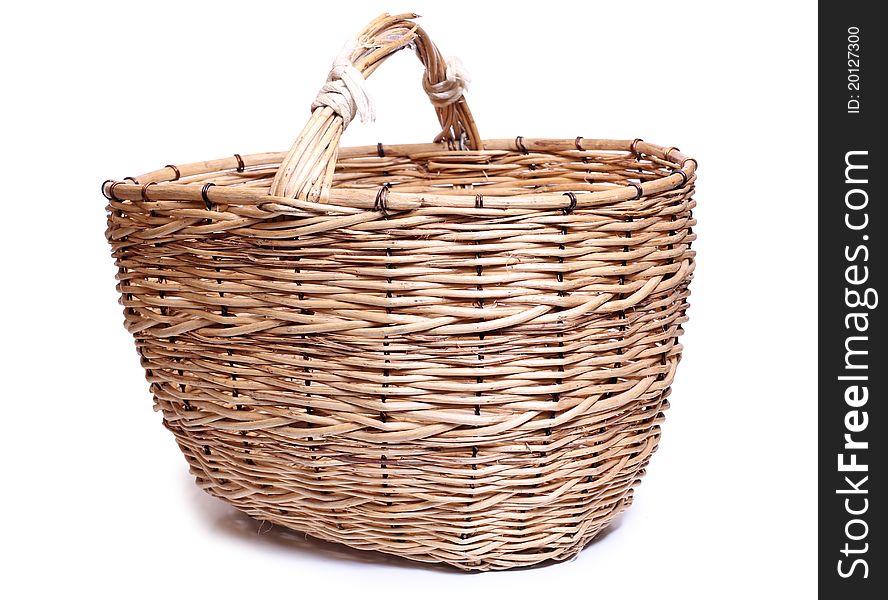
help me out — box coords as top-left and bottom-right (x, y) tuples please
(103, 12), (698, 571)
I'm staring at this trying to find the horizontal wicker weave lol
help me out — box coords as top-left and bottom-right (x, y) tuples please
(104, 13), (697, 570)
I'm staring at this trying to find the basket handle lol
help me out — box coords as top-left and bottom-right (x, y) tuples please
(269, 12), (481, 201)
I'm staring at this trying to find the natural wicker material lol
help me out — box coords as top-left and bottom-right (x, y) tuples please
(103, 13), (697, 571)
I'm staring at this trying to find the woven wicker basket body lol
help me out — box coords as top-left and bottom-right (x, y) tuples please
(104, 14), (696, 571)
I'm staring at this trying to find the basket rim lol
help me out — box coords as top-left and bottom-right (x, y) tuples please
(103, 137), (696, 214)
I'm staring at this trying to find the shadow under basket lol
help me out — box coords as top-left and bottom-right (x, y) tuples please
(103, 13), (697, 571)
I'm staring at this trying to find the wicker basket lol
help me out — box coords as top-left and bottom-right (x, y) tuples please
(103, 13), (697, 571)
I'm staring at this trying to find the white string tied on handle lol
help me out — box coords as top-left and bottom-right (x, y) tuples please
(311, 41), (376, 128)
(423, 56), (470, 107)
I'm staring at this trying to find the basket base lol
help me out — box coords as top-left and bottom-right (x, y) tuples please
(170, 421), (661, 571)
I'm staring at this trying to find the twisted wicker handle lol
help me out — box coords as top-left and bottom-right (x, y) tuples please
(270, 13), (481, 201)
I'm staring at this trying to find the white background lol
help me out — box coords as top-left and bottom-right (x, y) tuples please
(1, 1), (817, 598)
